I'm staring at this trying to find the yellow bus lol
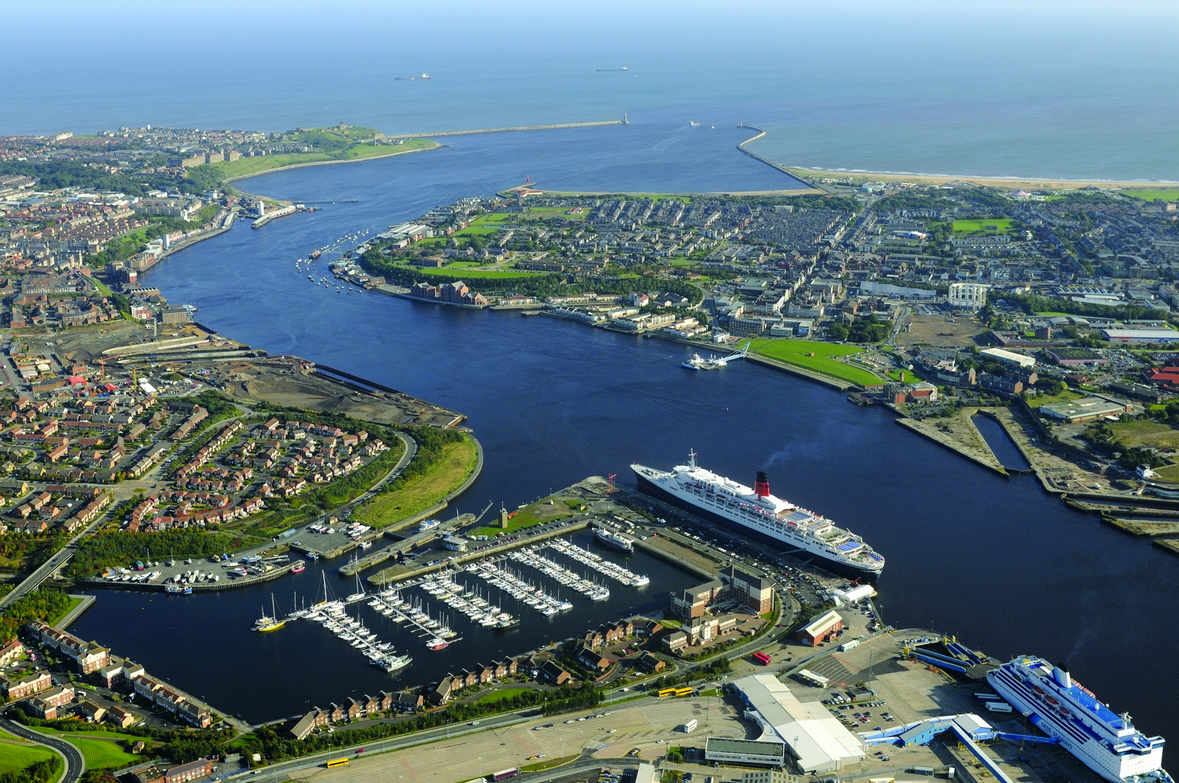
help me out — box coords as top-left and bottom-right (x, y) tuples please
(674, 687), (693, 697)
(326, 759), (350, 769)
(657, 687), (678, 698)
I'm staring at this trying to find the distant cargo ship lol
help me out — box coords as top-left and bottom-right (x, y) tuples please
(596, 66), (628, 71)
(988, 656), (1173, 783)
(632, 451), (884, 579)
(594, 527), (634, 553)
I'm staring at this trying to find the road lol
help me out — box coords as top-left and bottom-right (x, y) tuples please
(0, 716), (86, 783)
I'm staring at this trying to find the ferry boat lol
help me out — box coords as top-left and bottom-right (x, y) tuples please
(631, 450), (885, 579)
(988, 656), (1172, 783)
(682, 353), (723, 371)
(290, 562), (306, 574)
(594, 527), (634, 553)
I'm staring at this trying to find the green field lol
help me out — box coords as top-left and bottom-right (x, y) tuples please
(952, 218), (1014, 235)
(353, 435), (478, 529)
(0, 741), (56, 774)
(748, 339), (881, 386)
(1121, 189), (1179, 202)
(474, 686), (535, 704)
(211, 138), (437, 181)
(886, 369), (920, 383)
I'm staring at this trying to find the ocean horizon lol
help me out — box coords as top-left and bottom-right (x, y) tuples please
(5, 1), (1179, 182)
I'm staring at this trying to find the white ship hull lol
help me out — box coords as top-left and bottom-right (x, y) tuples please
(988, 656), (1171, 783)
(632, 453), (883, 580)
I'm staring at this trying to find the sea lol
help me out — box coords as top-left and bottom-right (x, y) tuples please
(10, 0), (1179, 754)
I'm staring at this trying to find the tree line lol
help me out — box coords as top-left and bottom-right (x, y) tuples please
(0, 588), (72, 643)
(65, 529), (250, 579)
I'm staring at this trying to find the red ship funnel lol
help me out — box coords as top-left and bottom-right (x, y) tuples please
(754, 471), (770, 498)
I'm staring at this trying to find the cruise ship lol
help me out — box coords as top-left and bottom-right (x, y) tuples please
(631, 451), (884, 579)
(988, 656), (1172, 783)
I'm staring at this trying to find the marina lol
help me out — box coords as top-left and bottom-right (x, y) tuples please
(508, 546), (610, 600)
(467, 559), (576, 616)
(549, 538), (650, 587)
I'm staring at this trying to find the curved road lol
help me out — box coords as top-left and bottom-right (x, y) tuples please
(0, 716), (85, 783)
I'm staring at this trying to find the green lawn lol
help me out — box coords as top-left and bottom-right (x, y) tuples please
(886, 369), (919, 383)
(36, 729), (142, 769)
(474, 686), (535, 704)
(748, 339), (882, 386)
(71, 737), (137, 769)
(952, 218), (1014, 235)
(353, 435), (478, 529)
(1121, 189), (1179, 202)
(0, 741), (56, 774)
(473, 497), (573, 537)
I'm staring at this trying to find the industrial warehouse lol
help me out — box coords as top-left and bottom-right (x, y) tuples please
(728, 673), (866, 774)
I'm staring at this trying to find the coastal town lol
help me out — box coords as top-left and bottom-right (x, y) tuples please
(4, 119), (1179, 783)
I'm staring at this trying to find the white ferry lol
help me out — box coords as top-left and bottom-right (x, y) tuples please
(988, 656), (1172, 783)
(631, 450), (884, 579)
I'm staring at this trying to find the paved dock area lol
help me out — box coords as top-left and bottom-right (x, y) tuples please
(288, 697), (744, 783)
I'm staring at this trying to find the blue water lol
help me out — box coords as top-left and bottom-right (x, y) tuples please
(61, 134), (1179, 743)
(5, 2), (1179, 180)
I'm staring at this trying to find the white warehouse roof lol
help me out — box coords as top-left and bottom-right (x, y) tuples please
(980, 348), (1035, 368)
(734, 673), (865, 773)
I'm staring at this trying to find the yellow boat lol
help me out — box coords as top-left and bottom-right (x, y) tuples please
(254, 594), (286, 632)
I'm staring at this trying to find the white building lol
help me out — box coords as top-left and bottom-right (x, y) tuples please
(980, 347), (1035, 369)
(732, 673), (865, 774)
(948, 282), (988, 309)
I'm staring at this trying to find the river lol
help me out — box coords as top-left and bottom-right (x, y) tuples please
(67, 126), (1179, 745)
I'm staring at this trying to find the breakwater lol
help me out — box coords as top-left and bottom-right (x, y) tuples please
(736, 125), (827, 193)
(388, 119), (625, 140)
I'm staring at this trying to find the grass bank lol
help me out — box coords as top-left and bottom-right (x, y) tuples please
(353, 434), (478, 528)
(211, 138), (438, 183)
(748, 338), (881, 386)
(0, 740), (56, 774)
(37, 729), (139, 769)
